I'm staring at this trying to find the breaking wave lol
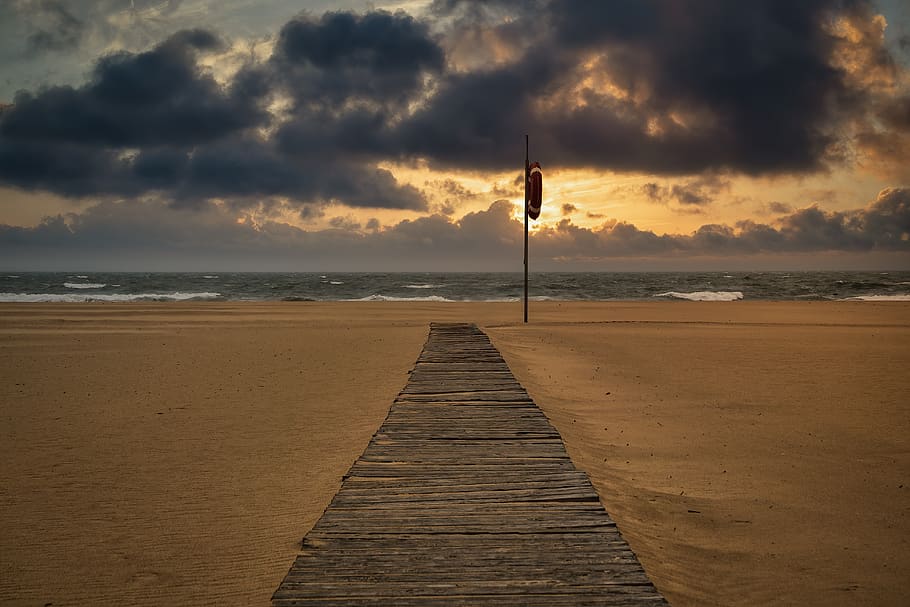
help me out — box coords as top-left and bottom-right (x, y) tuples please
(63, 282), (106, 289)
(654, 290), (744, 301)
(842, 294), (910, 301)
(0, 292), (221, 302)
(349, 294), (455, 302)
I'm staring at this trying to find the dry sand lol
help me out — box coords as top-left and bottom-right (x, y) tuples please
(486, 302), (910, 606)
(1, 302), (908, 606)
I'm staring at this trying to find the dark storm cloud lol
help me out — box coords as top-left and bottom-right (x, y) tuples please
(395, 51), (568, 169)
(272, 10), (444, 107)
(2, 29), (263, 147)
(1, 2), (907, 208)
(0, 130), (426, 211)
(273, 108), (392, 162)
(769, 187), (910, 250)
(0, 17), (428, 210)
(168, 135), (424, 210)
(403, 0), (881, 174)
(259, 10), (448, 184)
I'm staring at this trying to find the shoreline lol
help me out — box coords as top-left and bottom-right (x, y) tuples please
(2, 302), (908, 606)
(3, 269), (909, 305)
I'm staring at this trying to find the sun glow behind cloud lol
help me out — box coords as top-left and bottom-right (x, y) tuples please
(0, 0), (907, 270)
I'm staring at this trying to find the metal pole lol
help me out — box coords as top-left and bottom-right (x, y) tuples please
(523, 134), (529, 324)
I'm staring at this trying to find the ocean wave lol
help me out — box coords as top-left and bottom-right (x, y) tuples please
(842, 294), (910, 301)
(63, 282), (106, 289)
(202, 275), (218, 279)
(404, 284), (443, 289)
(654, 291), (744, 301)
(329, 281), (344, 285)
(0, 292), (221, 302)
(5, 275), (20, 278)
(349, 294), (528, 302)
(350, 294), (456, 302)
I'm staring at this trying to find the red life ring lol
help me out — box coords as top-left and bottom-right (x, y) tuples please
(527, 161), (542, 220)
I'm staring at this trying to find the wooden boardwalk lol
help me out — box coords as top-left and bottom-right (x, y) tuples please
(273, 323), (668, 606)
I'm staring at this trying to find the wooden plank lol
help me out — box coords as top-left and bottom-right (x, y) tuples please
(273, 323), (668, 606)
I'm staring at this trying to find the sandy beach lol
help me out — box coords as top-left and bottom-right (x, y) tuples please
(1, 301), (908, 606)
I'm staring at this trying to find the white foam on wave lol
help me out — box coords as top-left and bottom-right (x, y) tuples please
(404, 284), (442, 289)
(329, 281), (344, 285)
(64, 282), (106, 289)
(349, 294), (529, 303)
(75, 275), (89, 279)
(842, 294), (910, 301)
(350, 294), (455, 302)
(0, 292), (221, 302)
(6, 275), (20, 278)
(202, 275), (218, 279)
(654, 291), (744, 301)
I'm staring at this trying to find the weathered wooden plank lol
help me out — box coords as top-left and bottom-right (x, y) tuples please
(309, 522), (616, 535)
(288, 552), (642, 569)
(318, 502), (613, 533)
(337, 476), (594, 491)
(299, 531), (634, 548)
(275, 601), (666, 607)
(340, 482), (597, 494)
(349, 460), (575, 479)
(374, 433), (561, 441)
(312, 508), (615, 523)
(383, 410), (545, 416)
(279, 570), (655, 586)
(398, 390), (527, 397)
(326, 489), (600, 505)
(395, 392), (532, 402)
(274, 580), (661, 598)
(273, 323), (668, 606)
(412, 364), (512, 372)
(284, 566), (648, 580)
(275, 598), (665, 607)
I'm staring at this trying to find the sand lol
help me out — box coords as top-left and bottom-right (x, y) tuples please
(1, 302), (908, 606)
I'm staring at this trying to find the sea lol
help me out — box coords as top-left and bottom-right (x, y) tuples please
(1, 271), (908, 302)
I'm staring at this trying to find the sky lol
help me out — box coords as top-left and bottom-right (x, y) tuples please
(0, 0), (908, 271)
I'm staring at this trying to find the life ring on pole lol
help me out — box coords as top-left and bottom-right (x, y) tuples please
(528, 161), (542, 220)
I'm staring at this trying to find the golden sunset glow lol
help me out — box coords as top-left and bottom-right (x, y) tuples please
(0, 0), (907, 270)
